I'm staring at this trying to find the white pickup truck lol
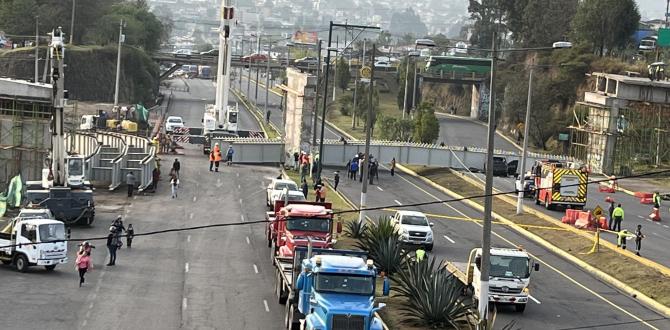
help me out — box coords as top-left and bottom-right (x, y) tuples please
(0, 212), (68, 272)
(390, 210), (434, 251)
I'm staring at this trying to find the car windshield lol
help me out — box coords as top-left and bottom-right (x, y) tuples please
(490, 255), (530, 279)
(39, 223), (65, 242)
(315, 274), (374, 295)
(168, 118), (182, 123)
(401, 215), (428, 226)
(275, 182), (298, 191)
(286, 217), (330, 232)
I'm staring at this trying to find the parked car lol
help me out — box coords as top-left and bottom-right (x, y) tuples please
(200, 49), (218, 56)
(515, 174), (536, 198)
(165, 116), (185, 133)
(172, 49), (192, 58)
(277, 190), (307, 203)
(374, 61), (393, 68)
(390, 210), (434, 251)
(484, 156), (509, 177)
(266, 179), (300, 208)
(294, 56), (318, 66)
(507, 159), (519, 176)
(241, 53), (268, 63)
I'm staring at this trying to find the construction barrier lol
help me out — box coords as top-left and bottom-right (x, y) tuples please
(640, 197), (653, 204)
(634, 192), (653, 198)
(650, 208), (662, 221)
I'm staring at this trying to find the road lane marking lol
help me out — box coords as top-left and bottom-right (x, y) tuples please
(241, 214), (245, 221)
(529, 295), (541, 304)
(192, 196), (197, 202)
(85, 310), (91, 318)
(187, 235), (191, 242)
(377, 186), (384, 191)
(88, 302), (94, 309)
(394, 200), (402, 205)
(263, 299), (270, 312)
(185, 263), (189, 273)
(82, 320), (87, 327)
(239, 198), (243, 204)
(393, 171), (659, 329)
(664, 225), (669, 228)
(189, 213), (193, 219)
(637, 215), (644, 219)
(182, 298), (188, 310)
(246, 236), (251, 244)
(237, 173), (239, 177)
(253, 264), (259, 273)
(443, 235), (455, 244)
(238, 184), (241, 189)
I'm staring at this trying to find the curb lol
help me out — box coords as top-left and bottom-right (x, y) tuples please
(450, 168), (670, 278)
(243, 76), (284, 97)
(322, 116), (357, 141)
(396, 164), (670, 319)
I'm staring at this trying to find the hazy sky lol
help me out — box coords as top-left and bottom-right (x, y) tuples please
(636, 0), (667, 20)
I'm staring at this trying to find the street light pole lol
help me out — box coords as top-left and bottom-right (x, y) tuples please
(255, 36), (261, 103)
(412, 63), (418, 110)
(312, 40), (322, 148)
(265, 42), (271, 115)
(358, 44), (376, 225)
(402, 55), (411, 119)
(113, 20), (124, 108)
(317, 22), (334, 181)
(478, 32), (497, 321)
(69, 0), (75, 45)
(517, 63), (534, 215)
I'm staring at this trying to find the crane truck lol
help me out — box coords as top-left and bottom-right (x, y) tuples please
(275, 245), (388, 330)
(0, 215), (68, 272)
(201, 103), (239, 154)
(23, 27), (95, 226)
(266, 200), (341, 259)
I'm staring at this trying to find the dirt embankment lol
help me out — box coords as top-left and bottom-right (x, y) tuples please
(0, 46), (160, 105)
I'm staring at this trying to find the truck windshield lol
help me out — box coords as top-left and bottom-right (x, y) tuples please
(286, 217), (330, 232)
(490, 255), (530, 279)
(68, 158), (84, 176)
(39, 224), (65, 242)
(315, 274), (374, 295)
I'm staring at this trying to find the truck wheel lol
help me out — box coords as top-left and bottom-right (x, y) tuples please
(15, 255), (28, 272)
(515, 304), (526, 313)
(544, 199), (553, 210)
(267, 233), (272, 248)
(535, 197), (540, 205)
(44, 265), (56, 271)
(288, 304), (301, 330)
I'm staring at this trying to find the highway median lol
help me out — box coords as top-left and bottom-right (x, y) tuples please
(230, 88), (280, 139)
(399, 165), (670, 317)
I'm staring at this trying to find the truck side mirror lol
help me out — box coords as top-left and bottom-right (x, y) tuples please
(534, 263), (540, 272)
(475, 255), (481, 269)
(336, 222), (342, 234)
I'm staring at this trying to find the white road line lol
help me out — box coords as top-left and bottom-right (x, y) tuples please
(663, 225), (669, 228)
(82, 320), (87, 327)
(187, 235), (191, 242)
(182, 298), (188, 310)
(189, 213), (194, 219)
(443, 235), (455, 244)
(239, 198), (243, 204)
(253, 264), (259, 273)
(263, 299), (270, 312)
(394, 200), (402, 205)
(241, 214), (245, 221)
(185, 263), (189, 273)
(646, 219), (653, 222)
(529, 295), (541, 304)
(237, 173), (240, 177)
(85, 310), (91, 318)
(377, 186), (384, 191)
(238, 184), (241, 189)
(192, 196), (197, 202)
(637, 215), (644, 219)
(246, 236), (251, 244)
(656, 222), (662, 225)
(88, 302), (94, 309)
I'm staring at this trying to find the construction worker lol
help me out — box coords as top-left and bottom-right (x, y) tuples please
(415, 247), (426, 262)
(617, 229), (632, 249)
(611, 204), (624, 232)
(653, 191), (661, 209)
(214, 147), (222, 171)
(635, 224), (645, 256)
(209, 150), (215, 171)
(608, 201), (616, 230)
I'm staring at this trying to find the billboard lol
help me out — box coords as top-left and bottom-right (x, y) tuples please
(292, 31), (317, 45)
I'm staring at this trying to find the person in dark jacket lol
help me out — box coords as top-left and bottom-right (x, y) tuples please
(106, 230), (118, 266)
(608, 201), (616, 231)
(127, 224), (135, 248)
(301, 179), (309, 198)
(126, 171), (136, 197)
(334, 171), (340, 191)
(173, 158), (181, 177)
(152, 167), (160, 192)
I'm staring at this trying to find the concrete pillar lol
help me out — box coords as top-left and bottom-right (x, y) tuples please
(602, 99), (621, 174)
(471, 84), (481, 119)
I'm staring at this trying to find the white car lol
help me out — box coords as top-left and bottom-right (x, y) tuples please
(277, 190), (307, 203)
(266, 179), (300, 208)
(165, 116), (185, 133)
(374, 61), (393, 68)
(390, 210), (434, 251)
(17, 207), (55, 220)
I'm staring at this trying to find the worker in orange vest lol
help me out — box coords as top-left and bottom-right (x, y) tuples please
(213, 147), (223, 172)
(315, 184), (326, 202)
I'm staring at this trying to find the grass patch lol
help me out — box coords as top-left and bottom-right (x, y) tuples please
(407, 165), (670, 307)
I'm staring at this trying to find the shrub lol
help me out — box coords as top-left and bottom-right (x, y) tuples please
(354, 217), (408, 275)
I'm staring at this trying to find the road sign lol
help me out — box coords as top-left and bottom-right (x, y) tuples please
(659, 28), (670, 47)
(593, 205), (604, 219)
(360, 66), (372, 78)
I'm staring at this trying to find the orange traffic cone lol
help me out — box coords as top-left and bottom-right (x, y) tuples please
(649, 207), (661, 221)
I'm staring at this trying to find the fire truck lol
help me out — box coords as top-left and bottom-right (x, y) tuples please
(533, 159), (588, 210)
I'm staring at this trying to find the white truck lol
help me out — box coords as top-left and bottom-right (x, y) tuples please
(0, 215), (68, 272)
(464, 247), (539, 312)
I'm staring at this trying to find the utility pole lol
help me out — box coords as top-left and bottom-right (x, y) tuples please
(69, 0), (75, 45)
(247, 38), (251, 97)
(265, 42), (271, 115)
(239, 39), (244, 90)
(351, 63), (359, 129)
(517, 63), (533, 215)
(479, 32), (497, 321)
(402, 55), (411, 119)
(113, 20), (124, 108)
(312, 40), (322, 148)
(358, 44), (376, 225)
(34, 16), (39, 83)
(255, 36), (261, 103)
(332, 35), (338, 102)
(411, 64), (418, 110)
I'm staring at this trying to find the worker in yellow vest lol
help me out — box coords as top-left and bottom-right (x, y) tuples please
(415, 248), (426, 263)
(611, 204), (624, 232)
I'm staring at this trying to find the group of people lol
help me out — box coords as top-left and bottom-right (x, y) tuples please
(345, 153), (390, 185)
(151, 133), (177, 155)
(75, 216), (135, 287)
(607, 200), (646, 256)
(208, 143), (235, 172)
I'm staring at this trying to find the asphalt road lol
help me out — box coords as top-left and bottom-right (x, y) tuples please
(327, 166), (670, 329)
(435, 113), (521, 151)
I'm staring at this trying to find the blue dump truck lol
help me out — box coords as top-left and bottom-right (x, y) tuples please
(274, 245), (388, 330)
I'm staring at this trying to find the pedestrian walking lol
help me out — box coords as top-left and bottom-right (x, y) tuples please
(653, 191), (661, 209)
(127, 224), (134, 248)
(126, 171), (136, 197)
(173, 158), (181, 178)
(226, 146), (234, 166)
(333, 171), (340, 191)
(75, 251), (92, 287)
(345, 160), (351, 178)
(171, 176), (180, 198)
(266, 110), (271, 124)
(612, 204), (624, 232)
(106, 229), (118, 266)
(301, 179), (308, 198)
(350, 158), (358, 180)
(300, 162), (309, 184)
(293, 151), (300, 171)
(390, 157), (396, 176)
(634, 224), (645, 256)
(152, 167), (160, 192)
(608, 201), (615, 230)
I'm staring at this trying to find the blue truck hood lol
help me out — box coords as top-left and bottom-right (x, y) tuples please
(315, 292), (374, 314)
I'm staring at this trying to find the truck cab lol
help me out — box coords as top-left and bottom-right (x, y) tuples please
(467, 247), (539, 312)
(0, 217), (68, 272)
(286, 247), (387, 330)
(268, 201), (339, 259)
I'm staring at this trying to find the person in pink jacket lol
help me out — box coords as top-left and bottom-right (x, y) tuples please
(76, 251), (93, 287)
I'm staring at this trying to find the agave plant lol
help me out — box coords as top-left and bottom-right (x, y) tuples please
(393, 256), (475, 328)
(344, 219), (365, 239)
(354, 216), (408, 275)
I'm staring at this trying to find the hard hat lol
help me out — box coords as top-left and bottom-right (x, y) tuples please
(116, 215), (122, 220)
(215, 143), (219, 146)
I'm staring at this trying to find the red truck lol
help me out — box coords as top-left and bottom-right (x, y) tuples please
(266, 201), (341, 260)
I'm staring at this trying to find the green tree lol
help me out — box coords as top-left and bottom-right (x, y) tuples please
(389, 7), (428, 37)
(378, 116), (414, 141)
(356, 83), (379, 133)
(467, 0), (507, 49)
(335, 57), (351, 91)
(377, 31), (392, 46)
(0, 0), (38, 35)
(413, 103), (440, 144)
(571, 0), (640, 56)
(91, 2), (166, 52)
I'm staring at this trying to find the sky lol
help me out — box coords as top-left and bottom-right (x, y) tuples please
(636, 0), (668, 20)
